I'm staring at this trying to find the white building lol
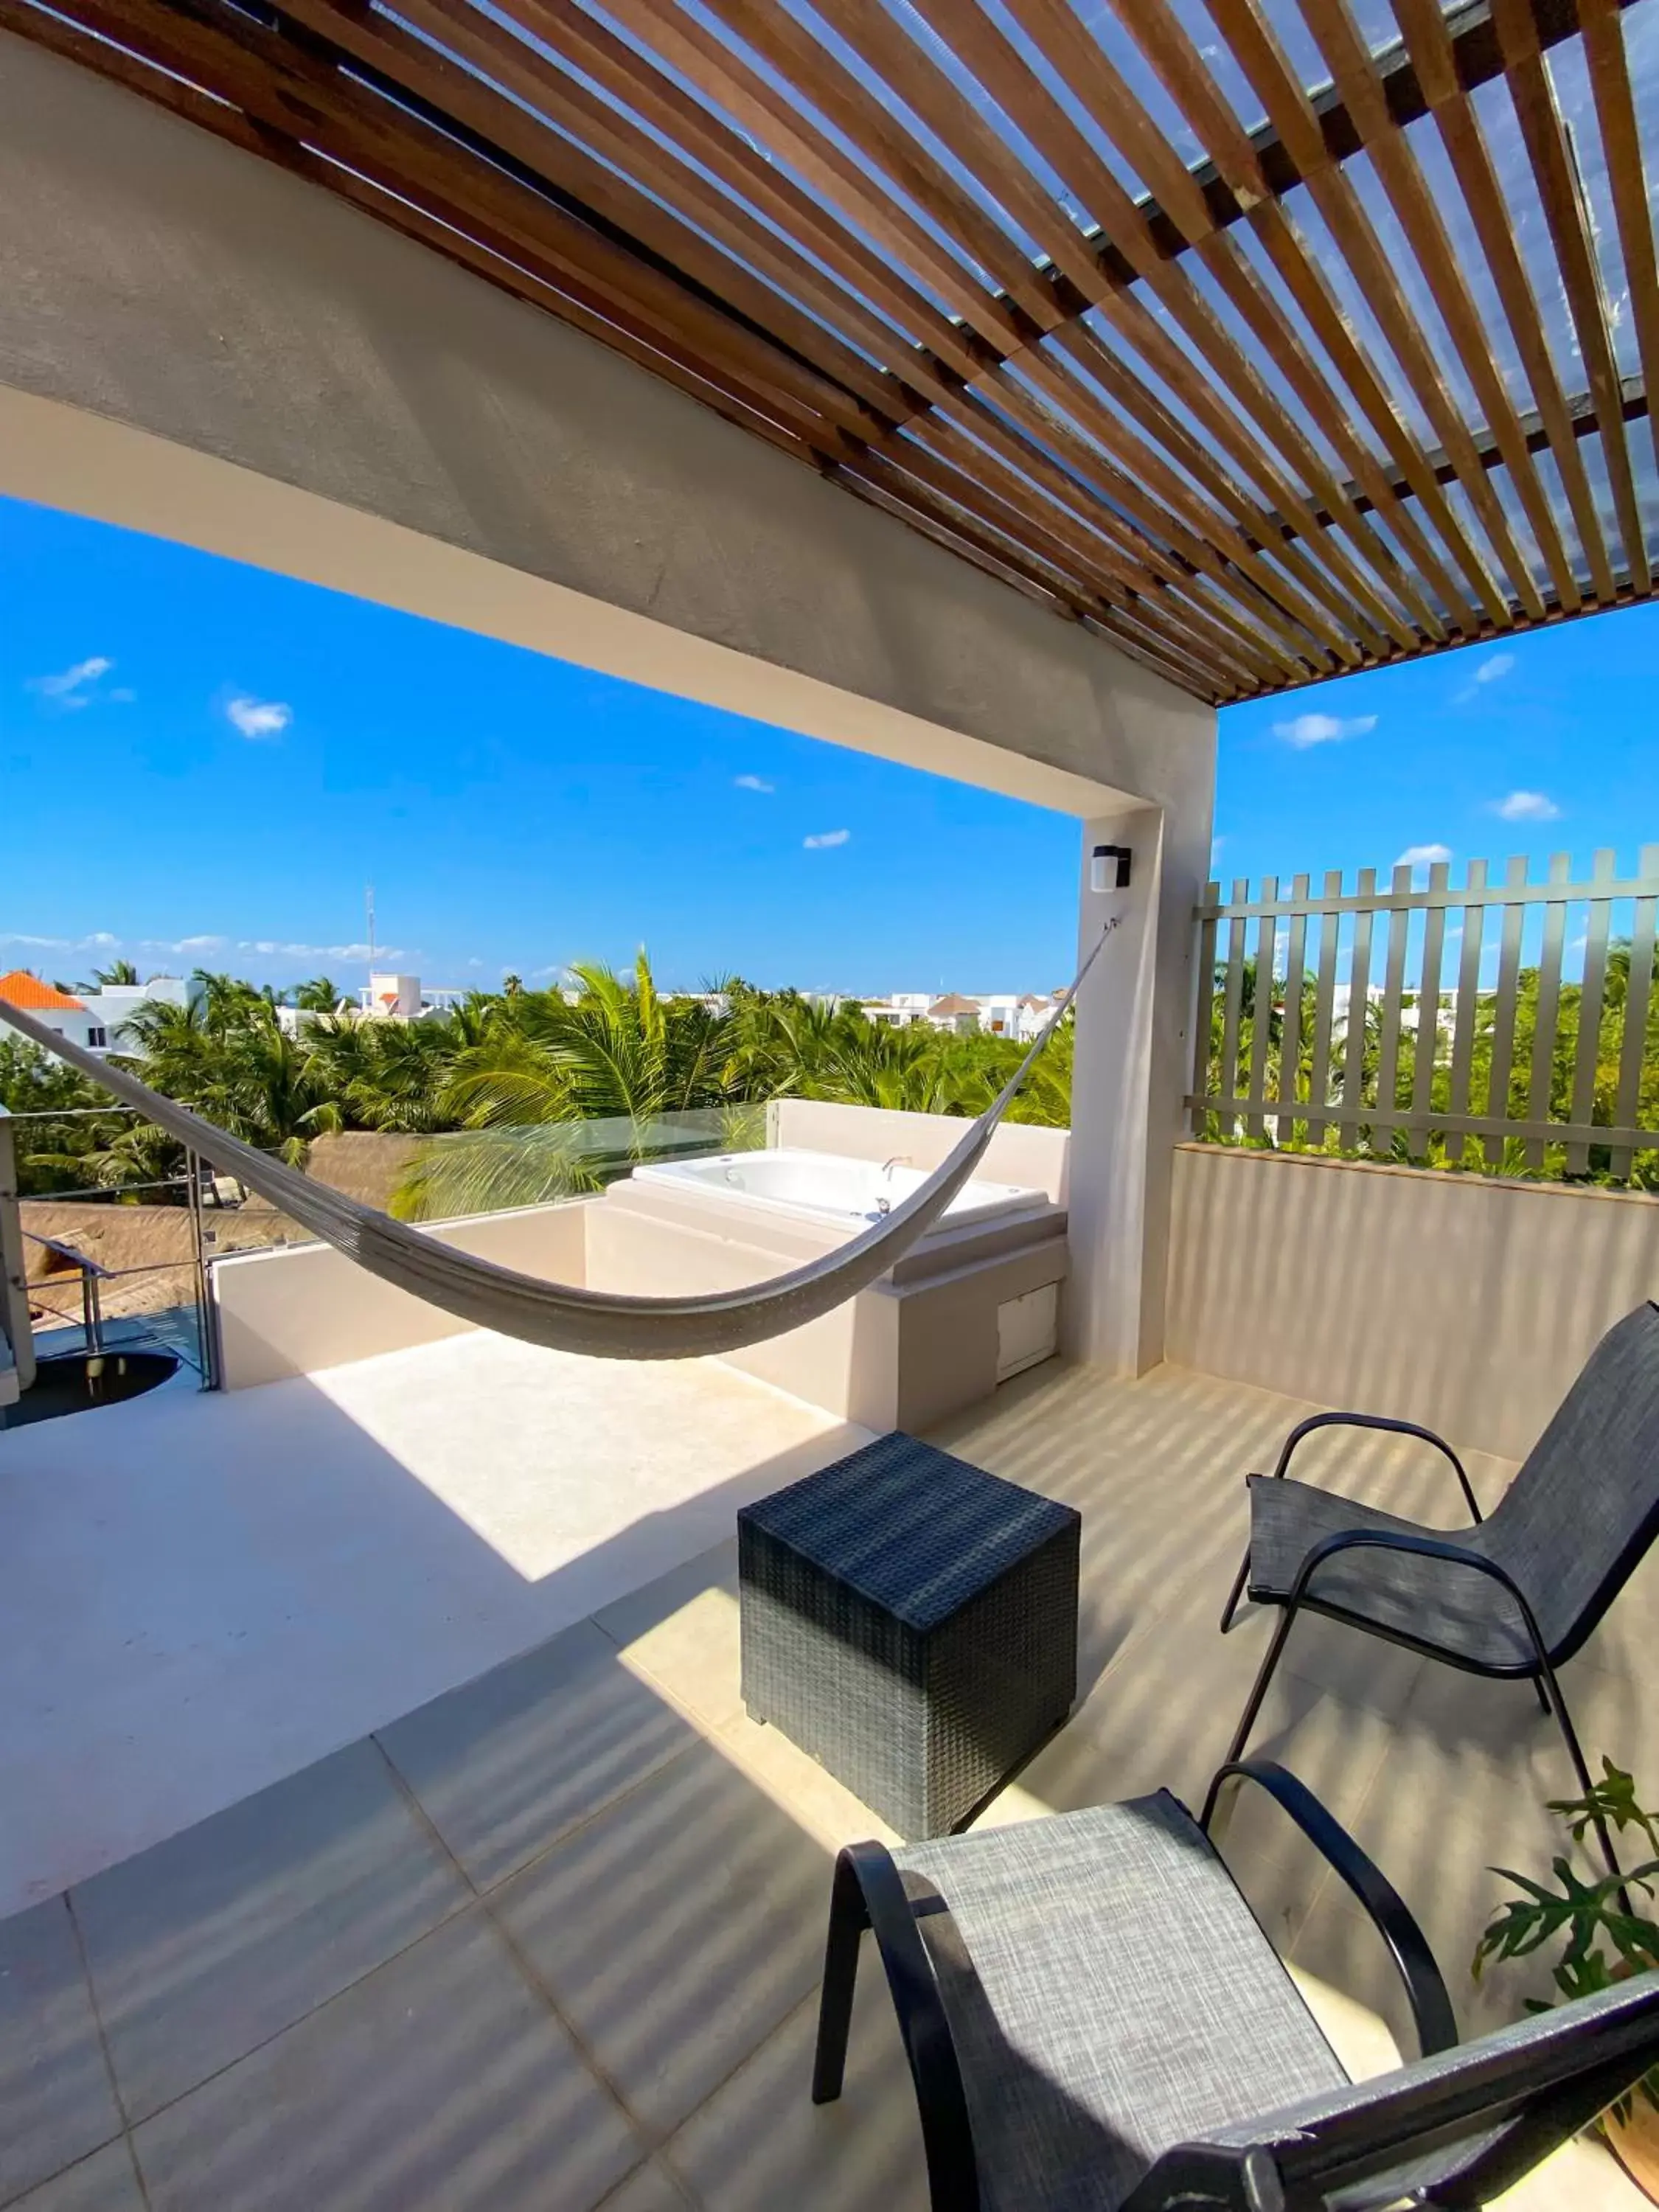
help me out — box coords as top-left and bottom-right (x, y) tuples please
(0, 970), (197, 1055)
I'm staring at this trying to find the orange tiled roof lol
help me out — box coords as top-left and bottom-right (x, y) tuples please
(0, 970), (86, 1012)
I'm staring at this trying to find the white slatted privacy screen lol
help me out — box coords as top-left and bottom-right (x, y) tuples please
(1191, 849), (1659, 1185)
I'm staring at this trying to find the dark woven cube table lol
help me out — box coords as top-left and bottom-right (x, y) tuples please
(737, 1432), (1081, 1838)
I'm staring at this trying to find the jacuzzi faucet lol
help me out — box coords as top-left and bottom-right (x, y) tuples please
(880, 1154), (912, 1178)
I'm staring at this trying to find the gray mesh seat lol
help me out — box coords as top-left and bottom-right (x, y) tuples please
(1218, 1303), (1659, 1885)
(894, 1792), (1346, 2210)
(810, 1759), (1659, 2209)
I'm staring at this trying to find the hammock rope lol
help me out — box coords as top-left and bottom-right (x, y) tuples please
(0, 920), (1114, 1360)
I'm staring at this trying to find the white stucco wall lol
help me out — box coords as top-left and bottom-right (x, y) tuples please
(1165, 1144), (1659, 1461)
(214, 1201), (592, 1388)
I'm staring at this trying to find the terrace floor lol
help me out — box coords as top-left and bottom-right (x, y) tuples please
(1, 1355), (1650, 2209)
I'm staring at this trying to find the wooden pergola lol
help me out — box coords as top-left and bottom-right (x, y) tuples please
(10, 0), (1656, 704)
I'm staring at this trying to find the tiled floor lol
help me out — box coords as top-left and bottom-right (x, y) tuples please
(0, 1329), (868, 1913)
(1, 1357), (1649, 2208)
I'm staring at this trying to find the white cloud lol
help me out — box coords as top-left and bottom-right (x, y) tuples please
(237, 939), (404, 961)
(1, 929), (130, 953)
(1494, 789), (1560, 822)
(465, 957), (484, 970)
(1397, 843), (1454, 869)
(803, 829), (851, 849)
(1271, 711), (1377, 748)
(226, 695), (292, 740)
(27, 656), (113, 709)
(1453, 651), (1517, 706)
(733, 773), (775, 793)
(174, 935), (228, 953)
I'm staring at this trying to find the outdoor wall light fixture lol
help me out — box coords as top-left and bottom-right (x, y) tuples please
(1091, 844), (1133, 892)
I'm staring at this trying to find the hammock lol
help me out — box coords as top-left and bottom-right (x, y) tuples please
(0, 922), (1113, 1360)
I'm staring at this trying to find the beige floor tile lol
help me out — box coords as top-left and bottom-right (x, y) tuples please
(710, 1712), (900, 1855)
(594, 1544), (745, 1735)
(378, 1620), (698, 1890)
(0, 1899), (123, 2205)
(664, 1973), (928, 2212)
(593, 2158), (699, 2211)
(489, 1738), (832, 2138)
(131, 1908), (643, 2212)
(73, 1740), (469, 2123)
(8, 2142), (147, 2211)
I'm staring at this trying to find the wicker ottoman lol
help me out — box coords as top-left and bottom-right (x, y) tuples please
(737, 1432), (1081, 1838)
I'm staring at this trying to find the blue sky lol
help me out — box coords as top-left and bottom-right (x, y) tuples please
(2, 491), (1654, 995)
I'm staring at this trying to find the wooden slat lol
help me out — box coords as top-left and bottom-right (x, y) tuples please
(1200, 0), (1541, 627)
(1566, 847), (1618, 1173)
(1154, 0), (1512, 620)
(904, 415), (1284, 690)
(281, 0), (930, 428)
(14, 0), (865, 456)
(1307, 0), (1579, 614)
(1611, 843), (1659, 1180)
(10, 0), (1658, 706)
(1491, 0), (1652, 595)
(983, 2), (1409, 660)
(690, 0), (1061, 333)
(1484, 855), (1533, 1168)
(1276, 876), (1311, 1148)
(1218, 881), (1251, 1139)
(1099, 0), (1489, 639)
(593, 0), (1025, 354)
(1192, 882), (1222, 1138)
(1579, 0), (1659, 512)
(1372, 866), (1415, 1149)
(849, 434), (1254, 696)
(1246, 881), (1278, 1141)
(932, 400), (1310, 685)
(1304, 873), (1344, 1148)
(1410, 861), (1451, 1161)
(935, 0), (1427, 656)
(1394, 0), (1618, 605)
(1338, 866), (1377, 1150)
(296, 0), (955, 419)
(1444, 858), (1489, 1166)
(1523, 850), (1573, 1169)
(986, 358), (1348, 675)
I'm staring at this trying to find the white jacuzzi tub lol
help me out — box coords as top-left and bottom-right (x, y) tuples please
(629, 1147), (1046, 1231)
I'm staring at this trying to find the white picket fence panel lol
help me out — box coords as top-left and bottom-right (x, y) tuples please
(1189, 850), (1659, 1180)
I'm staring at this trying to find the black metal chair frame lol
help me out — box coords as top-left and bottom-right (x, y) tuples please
(1214, 1410), (1635, 1890)
(811, 1757), (1458, 2212)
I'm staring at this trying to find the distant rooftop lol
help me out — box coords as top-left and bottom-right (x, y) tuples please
(0, 969), (84, 1012)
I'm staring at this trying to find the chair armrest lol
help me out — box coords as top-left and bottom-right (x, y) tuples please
(1203, 1758), (1458, 2058)
(1267, 1412), (1482, 1524)
(824, 1842), (979, 2209)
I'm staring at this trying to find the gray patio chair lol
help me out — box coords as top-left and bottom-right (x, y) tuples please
(812, 1756), (1659, 2209)
(1216, 1301), (1659, 1887)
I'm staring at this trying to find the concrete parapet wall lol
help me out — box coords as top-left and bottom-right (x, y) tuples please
(1165, 1143), (1659, 1461)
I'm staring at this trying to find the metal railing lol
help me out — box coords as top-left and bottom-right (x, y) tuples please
(1190, 847), (1659, 1185)
(5, 1105), (219, 1383)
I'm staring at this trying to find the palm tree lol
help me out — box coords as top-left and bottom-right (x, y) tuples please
(292, 976), (344, 1013)
(80, 958), (140, 989)
(392, 953), (744, 1218)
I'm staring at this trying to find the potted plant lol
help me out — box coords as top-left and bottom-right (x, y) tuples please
(1474, 1760), (1659, 2199)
